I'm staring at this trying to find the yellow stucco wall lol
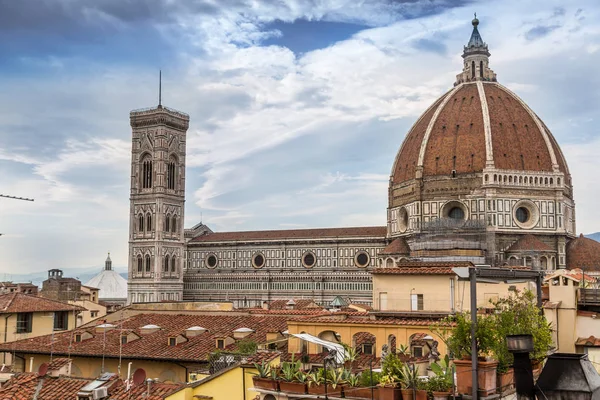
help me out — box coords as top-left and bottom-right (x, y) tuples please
(166, 356), (280, 400)
(19, 353), (188, 383)
(373, 274), (533, 312)
(71, 300), (107, 327)
(287, 321), (446, 358)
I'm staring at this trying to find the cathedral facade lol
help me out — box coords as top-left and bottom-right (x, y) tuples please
(128, 17), (577, 306)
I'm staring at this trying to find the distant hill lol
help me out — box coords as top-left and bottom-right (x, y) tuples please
(586, 232), (600, 242)
(0, 266), (127, 288)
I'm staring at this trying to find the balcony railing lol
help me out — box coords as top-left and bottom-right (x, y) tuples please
(579, 288), (600, 305)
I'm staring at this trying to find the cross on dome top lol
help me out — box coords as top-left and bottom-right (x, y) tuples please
(455, 14), (497, 86)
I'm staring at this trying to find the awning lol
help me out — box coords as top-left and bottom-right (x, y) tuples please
(291, 333), (346, 364)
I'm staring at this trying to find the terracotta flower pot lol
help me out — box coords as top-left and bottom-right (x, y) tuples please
(307, 384), (343, 397)
(454, 358), (498, 396)
(497, 368), (514, 391)
(415, 389), (427, 400)
(400, 388), (414, 400)
(343, 386), (378, 399)
(252, 376), (278, 391)
(279, 381), (307, 394)
(379, 385), (401, 400)
(432, 391), (451, 400)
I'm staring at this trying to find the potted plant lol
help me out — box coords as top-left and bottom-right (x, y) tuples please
(278, 357), (306, 394)
(345, 371), (380, 399)
(252, 360), (278, 391)
(378, 373), (401, 400)
(490, 290), (553, 390)
(432, 312), (498, 396)
(344, 344), (359, 370)
(307, 368), (325, 395)
(429, 355), (453, 400)
(399, 364), (427, 400)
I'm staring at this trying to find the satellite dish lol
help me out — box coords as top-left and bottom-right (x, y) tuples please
(132, 368), (146, 386)
(37, 363), (48, 377)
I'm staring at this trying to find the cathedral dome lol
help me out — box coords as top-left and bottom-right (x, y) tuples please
(85, 253), (128, 302)
(390, 81), (570, 186)
(566, 235), (600, 271)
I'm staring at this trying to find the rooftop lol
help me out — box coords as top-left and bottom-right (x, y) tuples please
(0, 313), (289, 363)
(189, 226), (387, 243)
(0, 293), (84, 314)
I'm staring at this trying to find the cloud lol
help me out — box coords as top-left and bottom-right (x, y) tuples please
(525, 24), (562, 41)
(2, 0), (600, 273)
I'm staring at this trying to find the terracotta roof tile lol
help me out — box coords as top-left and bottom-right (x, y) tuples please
(575, 336), (600, 347)
(189, 226), (386, 243)
(506, 234), (553, 252)
(0, 293), (84, 314)
(371, 261), (473, 275)
(391, 82), (569, 185)
(287, 314), (444, 326)
(379, 238), (410, 255)
(0, 373), (91, 400)
(567, 234), (600, 271)
(0, 313), (288, 364)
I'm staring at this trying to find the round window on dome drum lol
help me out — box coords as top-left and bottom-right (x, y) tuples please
(206, 254), (218, 269)
(448, 207), (465, 220)
(252, 253), (265, 268)
(516, 207), (529, 223)
(302, 252), (316, 268)
(355, 251), (370, 268)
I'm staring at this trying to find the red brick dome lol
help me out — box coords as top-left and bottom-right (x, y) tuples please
(566, 234), (600, 271)
(390, 81), (570, 185)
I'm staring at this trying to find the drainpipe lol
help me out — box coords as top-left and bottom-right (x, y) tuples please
(29, 357), (34, 372)
(3, 314), (11, 364)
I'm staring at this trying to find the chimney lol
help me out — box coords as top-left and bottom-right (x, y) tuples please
(286, 299), (296, 310)
(536, 353), (600, 399)
(262, 301), (269, 310)
(506, 335), (535, 399)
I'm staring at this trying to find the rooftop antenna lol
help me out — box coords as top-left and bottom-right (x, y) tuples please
(158, 70), (162, 107)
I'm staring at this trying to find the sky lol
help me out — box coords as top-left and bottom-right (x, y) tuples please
(1, 0), (599, 273)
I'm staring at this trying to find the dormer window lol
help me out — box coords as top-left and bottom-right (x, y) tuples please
(168, 337), (177, 346)
(121, 335), (128, 345)
(216, 339), (224, 349)
(75, 334), (82, 343)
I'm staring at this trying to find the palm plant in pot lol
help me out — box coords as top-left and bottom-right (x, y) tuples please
(379, 353), (404, 400)
(428, 355), (453, 400)
(252, 360), (278, 391)
(278, 356), (306, 394)
(400, 364), (427, 400)
(306, 368), (325, 395)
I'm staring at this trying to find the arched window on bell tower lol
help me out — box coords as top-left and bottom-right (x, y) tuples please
(166, 156), (177, 190)
(138, 214), (144, 233)
(171, 216), (177, 233)
(141, 154), (153, 189)
(164, 255), (170, 272)
(480, 61), (483, 78)
(137, 255), (142, 273)
(165, 214), (171, 232)
(471, 61), (475, 79)
(145, 255), (151, 272)
(146, 213), (152, 232)
(171, 256), (177, 272)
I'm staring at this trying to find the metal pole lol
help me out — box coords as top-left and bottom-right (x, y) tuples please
(370, 357), (374, 400)
(470, 267), (478, 399)
(324, 357), (328, 400)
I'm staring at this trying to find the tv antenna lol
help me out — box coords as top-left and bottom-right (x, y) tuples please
(0, 194), (34, 236)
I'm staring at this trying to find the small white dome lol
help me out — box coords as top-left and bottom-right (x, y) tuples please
(96, 323), (115, 328)
(141, 324), (160, 329)
(187, 326), (207, 331)
(234, 327), (254, 333)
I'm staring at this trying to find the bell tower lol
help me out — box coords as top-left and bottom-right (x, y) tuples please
(127, 95), (189, 304)
(455, 14), (497, 85)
